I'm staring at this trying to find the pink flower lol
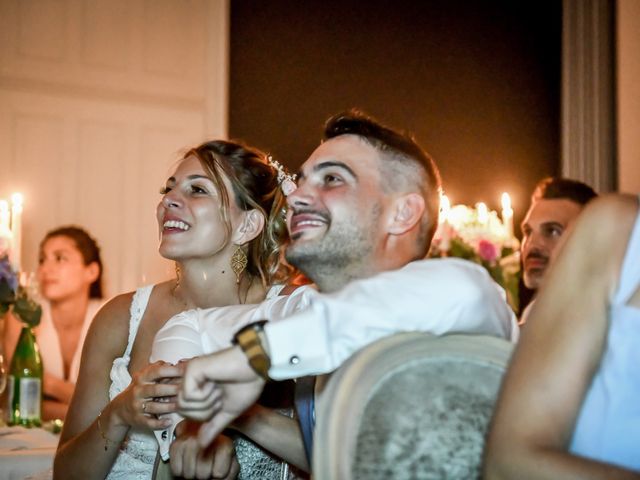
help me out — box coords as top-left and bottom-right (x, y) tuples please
(477, 239), (498, 263)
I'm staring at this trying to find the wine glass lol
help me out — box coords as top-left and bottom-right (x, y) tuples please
(19, 271), (41, 303)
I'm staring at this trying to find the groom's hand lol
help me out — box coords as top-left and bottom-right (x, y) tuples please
(178, 346), (266, 447)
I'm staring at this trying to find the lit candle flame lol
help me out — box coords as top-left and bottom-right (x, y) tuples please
(11, 192), (23, 209)
(0, 200), (9, 233)
(10, 192), (23, 271)
(476, 202), (488, 224)
(501, 192), (512, 213)
(501, 192), (514, 241)
(439, 194), (451, 223)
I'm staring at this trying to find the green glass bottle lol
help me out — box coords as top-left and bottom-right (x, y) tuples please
(7, 325), (43, 427)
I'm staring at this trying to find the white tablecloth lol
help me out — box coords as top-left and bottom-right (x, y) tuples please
(0, 426), (58, 480)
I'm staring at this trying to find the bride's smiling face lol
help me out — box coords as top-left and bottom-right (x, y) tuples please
(156, 155), (240, 261)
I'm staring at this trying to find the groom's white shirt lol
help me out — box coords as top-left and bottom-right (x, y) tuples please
(150, 257), (519, 459)
(264, 258), (518, 379)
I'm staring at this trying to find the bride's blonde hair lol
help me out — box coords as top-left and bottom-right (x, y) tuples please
(184, 139), (293, 287)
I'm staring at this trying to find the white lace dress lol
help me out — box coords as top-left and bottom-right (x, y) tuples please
(106, 285), (158, 479)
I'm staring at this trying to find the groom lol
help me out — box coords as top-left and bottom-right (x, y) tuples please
(177, 109), (518, 455)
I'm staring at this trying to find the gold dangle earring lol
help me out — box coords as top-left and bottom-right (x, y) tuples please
(230, 247), (248, 284)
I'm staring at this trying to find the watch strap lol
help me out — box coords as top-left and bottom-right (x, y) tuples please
(232, 320), (271, 380)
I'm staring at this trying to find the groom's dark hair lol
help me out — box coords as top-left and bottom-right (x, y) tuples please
(323, 109), (442, 254)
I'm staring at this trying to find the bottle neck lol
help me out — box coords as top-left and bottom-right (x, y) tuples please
(17, 324), (36, 344)
(12, 324), (41, 364)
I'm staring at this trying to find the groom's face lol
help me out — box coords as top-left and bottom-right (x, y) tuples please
(284, 134), (388, 276)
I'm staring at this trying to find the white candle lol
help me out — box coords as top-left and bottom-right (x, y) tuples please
(501, 192), (514, 240)
(0, 200), (9, 233)
(439, 194), (451, 224)
(476, 202), (488, 225)
(11, 193), (23, 272)
(0, 200), (11, 260)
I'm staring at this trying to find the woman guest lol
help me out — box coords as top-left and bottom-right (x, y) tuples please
(54, 140), (292, 480)
(484, 193), (640, 478)
(3, 226), (104, 420)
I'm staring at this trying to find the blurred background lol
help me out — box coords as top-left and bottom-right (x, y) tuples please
(0, 0), (638, 297)
(230, 0), (561, 211)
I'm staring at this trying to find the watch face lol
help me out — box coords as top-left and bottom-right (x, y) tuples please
(233, 320), (267, 344)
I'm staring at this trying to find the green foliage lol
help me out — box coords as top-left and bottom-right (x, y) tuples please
(13, 290), (42, 327)
(0, 257), (41, 327)
(0, 278), (16, 316)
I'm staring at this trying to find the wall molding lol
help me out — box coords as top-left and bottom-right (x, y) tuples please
(561, 0), (616, 192)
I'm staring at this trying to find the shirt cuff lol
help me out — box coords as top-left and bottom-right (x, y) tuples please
(264, 307), (333, 380)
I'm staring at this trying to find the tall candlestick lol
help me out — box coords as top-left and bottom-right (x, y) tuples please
(0, 200), (11, 259)
(439, 194), (451, 224)
(501, 192), (514, 240)
(11, 193), (23, 272)
(476, 202), (488, 225)
(0, 200), (9, 233)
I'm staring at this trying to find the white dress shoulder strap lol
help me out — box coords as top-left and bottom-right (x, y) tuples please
(123, 285), (154, 358)
(106, 285), (158, 479)
(266, 284), (286, 299)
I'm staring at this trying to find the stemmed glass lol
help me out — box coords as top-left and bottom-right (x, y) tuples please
(19, 271), (41, 303)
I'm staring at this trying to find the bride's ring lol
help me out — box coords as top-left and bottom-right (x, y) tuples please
(142, 401), (147, 413)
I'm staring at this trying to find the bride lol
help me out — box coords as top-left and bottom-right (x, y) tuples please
(54, 140), (292, 479)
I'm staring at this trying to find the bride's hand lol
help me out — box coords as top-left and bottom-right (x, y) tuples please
(170, 421), (240, 479)
(113, 361), (183, 430)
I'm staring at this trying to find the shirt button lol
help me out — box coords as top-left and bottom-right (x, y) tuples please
(289, 355), (300, 365)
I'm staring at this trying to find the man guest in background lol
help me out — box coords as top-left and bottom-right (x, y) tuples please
(520, 177), (597, 322)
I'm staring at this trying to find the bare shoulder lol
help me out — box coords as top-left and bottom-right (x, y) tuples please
(577, 193), (638, 234)
(84, 291), (136, 356)
(593, 192), (638, 210)
(560, 193), (638, 263)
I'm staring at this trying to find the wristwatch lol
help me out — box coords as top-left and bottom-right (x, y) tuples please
(232, 320), (271, 380)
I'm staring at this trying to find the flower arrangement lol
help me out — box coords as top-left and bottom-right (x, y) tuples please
(0, 237), (41, 327)
(429, 201), (521, 312)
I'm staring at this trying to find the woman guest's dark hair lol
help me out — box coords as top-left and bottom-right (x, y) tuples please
(41, 226), (104, 298)
(184, 140), (292, 287)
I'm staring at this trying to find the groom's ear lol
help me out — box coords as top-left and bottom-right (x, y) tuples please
(387, 193), (425, 235)
(232, 209), (265, 245)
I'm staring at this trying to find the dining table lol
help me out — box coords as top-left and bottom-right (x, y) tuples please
(0, 424), (58, 480)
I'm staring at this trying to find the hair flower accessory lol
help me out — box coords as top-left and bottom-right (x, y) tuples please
(267, 156), (297, 196)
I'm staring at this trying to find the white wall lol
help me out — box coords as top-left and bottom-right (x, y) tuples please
(0, 0), (229, 297)
(617, 0), (640, 194)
